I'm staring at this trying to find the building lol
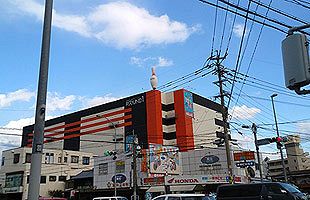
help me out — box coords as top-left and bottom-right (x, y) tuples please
(0, 147), (93, 200)
(268, 135), (310, 178)
(267, 135), (310, 191)
(21, 89), (225, 155)
(5, 89), (245, 199)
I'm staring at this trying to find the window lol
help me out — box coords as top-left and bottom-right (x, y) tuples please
(99, 163), (108, 175)
(45, 153), (54, 164)
(13, 154), (20, 164)
(1, 157), (4, 166)
(116, 161), (125, 173)
(40, 176), (46, 184)
(49, 176), (56, 182)
(59, 176), (66, 182)
(82, 157), (90, 165)
(71, 156), (79, 163)
(25, 153), (31, 163)
(266, 184), (284, 195)
(58, 157), (62, 163)
(64, 157), (68, 163)
(27, 175), (29, 184)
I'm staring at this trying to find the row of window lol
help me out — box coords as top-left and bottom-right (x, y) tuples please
(27, 175), (67, 184)
(2, 153), (90, 166)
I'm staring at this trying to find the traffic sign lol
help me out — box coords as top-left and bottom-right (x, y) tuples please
(236, 161), (255, 168)
(257, 138), (272, 146)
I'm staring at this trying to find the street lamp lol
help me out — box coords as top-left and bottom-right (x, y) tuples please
(97, 114), (117, 197)
(270, 94), (288, 182)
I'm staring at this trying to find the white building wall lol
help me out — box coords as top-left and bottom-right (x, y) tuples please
(0, 147), (93, 200)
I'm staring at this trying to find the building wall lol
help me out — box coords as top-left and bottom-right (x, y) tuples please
(0, 147), (93, 200)
(21, 90), (225, 158)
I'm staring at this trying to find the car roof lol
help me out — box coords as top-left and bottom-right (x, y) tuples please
(155, 194), (205, 198)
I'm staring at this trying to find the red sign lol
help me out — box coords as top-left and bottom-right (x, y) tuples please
(143, 177), (165, 186)
(233, 151), (255, 161)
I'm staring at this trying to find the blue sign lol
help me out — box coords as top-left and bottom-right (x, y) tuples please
(125, 135), (135, 153)
(236, 161), (255, 168)
(184, 91), (194, 118)
(112, 174), (127, 183)
(201, 155), (220, 164)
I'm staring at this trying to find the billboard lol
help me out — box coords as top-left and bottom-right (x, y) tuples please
(233, 151), (255, 161)
(149, 144), (181, 174)
(184, 90), (194, 118)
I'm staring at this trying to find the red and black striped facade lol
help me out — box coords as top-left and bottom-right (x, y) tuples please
(21, 89), (224, 152)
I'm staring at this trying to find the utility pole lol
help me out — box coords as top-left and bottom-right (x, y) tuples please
(28, 1), (53, 200)
(271, 94), (288, 182)
(212, 52), (233, 181)
(132, 131), (138, 200)
(252, 123), (263, 182)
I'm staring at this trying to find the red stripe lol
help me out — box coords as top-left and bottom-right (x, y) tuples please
(28, 121), (132, 146)
(28, 108), (132, 136)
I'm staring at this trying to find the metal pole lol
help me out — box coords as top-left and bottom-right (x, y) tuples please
(271, 94), (288, 182)
(252, 123), (263, 182)
(132, 131), (138, 200)
(28, 1), (53, 200)
(214, 53), (233, 180)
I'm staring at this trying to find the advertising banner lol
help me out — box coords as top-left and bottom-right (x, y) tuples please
(233, 151), (255, 161)
(149, 144), (180, 174)
(184, 90), (194, 118)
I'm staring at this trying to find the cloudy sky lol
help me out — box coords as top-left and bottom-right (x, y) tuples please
(0, 0), (309, 159)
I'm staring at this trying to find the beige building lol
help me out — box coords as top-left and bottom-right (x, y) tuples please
(0, 147), (94, 200)
(268, 135), (310, 177)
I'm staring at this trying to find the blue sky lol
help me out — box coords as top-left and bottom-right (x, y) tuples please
(0, 0), (309, 159)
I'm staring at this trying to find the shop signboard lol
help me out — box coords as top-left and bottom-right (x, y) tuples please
(149, 144), (180, 174)
(165, 175), (247, 185)
(233, 151), (255, 161)
(143, 177), (165, 186)
(236, 161), (255, 168)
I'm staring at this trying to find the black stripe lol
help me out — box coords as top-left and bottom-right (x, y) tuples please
(193, 93), (224, 113)
(162, 103), (174, 111)
(162, 117), (176, 126)
(163, 132), (176, 140)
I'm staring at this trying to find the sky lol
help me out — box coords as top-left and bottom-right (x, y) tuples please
(0, 0), (309, 160)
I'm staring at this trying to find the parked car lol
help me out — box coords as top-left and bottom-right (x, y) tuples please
(152, 194), (207, 200)
(92, 197), (128, 200)
(217, 182), (308, 200)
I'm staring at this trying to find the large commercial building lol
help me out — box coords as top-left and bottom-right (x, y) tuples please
(2, 89), (254, 199)
(21, 89), (225, 155)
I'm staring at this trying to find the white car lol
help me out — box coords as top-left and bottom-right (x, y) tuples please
(93, 197), (128, 200)
(151, 194), (209, 200)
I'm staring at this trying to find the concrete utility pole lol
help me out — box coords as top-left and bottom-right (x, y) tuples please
(251, 123), (263, 182)
(271, 94), (288, 182)
(132, 136), (138, 200)
(212, 52), (234, 180)
(28, 0), (53, 200)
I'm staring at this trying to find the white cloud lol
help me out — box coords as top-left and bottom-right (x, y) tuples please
(230, 105), (261, 120)
(130, 56), (173, 68)
(297, 121), (310, 133)
(0, 89), (35, 108)
(6, 0), (198, 49)
(233, 23), (248, 38)
(46, 92), (76, 112)
(80, 94), (120, 108)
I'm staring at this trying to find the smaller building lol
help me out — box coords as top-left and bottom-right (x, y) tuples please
(0, 147), (94, 200)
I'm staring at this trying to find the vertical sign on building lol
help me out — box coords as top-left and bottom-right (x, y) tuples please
(184, 91), (194, 118)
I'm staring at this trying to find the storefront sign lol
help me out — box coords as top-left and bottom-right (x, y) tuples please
(126, 96), (144, 107)
(165, 175), (247, 185)
(201, 155), (219, 164)
(149, 144), (180, 174)
(233, 151), (255, 161)
(143, 177), (165, 186)
(184, 91), (194, 118)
